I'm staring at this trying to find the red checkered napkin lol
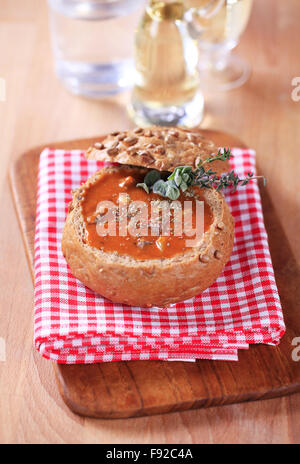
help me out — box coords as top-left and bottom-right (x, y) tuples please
(34, 147), (285, 363)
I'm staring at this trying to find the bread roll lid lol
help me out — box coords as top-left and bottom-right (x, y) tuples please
(86, 126), (229, 176)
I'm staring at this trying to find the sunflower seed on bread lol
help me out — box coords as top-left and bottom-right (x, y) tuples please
(86, 126), (230, 175)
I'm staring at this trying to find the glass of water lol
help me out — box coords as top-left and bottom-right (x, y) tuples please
(48, 0), (146, 97)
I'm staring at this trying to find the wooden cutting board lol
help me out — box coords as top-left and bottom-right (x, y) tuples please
(9, 130), (300, 419)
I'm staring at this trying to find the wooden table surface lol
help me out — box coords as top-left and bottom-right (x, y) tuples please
(0, 0), (299, 444)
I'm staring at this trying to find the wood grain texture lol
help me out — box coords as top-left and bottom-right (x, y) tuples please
(1, 0), (300, 444)
(9, 130), (300, 419)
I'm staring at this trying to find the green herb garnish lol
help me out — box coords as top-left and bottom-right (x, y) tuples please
(136, 149), (265, 200)
(136, 182), (150, 194)
(144, 169), (160, 186)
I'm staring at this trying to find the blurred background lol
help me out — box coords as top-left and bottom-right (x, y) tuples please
(46, 0), (255, 126)
(0, 0), (300, 444)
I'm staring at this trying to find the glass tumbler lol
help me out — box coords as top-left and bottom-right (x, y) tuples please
(48, 0), (146, 97)
(186, 0), (253, 91)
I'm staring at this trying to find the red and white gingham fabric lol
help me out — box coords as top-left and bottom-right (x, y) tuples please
(34, 147), (285, 363)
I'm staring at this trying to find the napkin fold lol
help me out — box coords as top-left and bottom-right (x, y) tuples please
(34, 147), (285, 363)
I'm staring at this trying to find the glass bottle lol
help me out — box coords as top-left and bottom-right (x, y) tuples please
(128, 0), (204, 127)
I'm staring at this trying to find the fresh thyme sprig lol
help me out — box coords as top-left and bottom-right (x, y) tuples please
(201, 147), (233, 165)
(194, 169), (266, 192)
(136, 148), (266, 200)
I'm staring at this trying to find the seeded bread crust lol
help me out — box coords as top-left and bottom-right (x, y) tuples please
(62, 166), (234, 308)
(86, 126), (230, 176)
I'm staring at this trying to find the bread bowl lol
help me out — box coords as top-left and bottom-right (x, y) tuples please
(62, 127), (234, 308)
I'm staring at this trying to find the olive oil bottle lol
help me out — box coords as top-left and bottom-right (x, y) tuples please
(128, 0), (204, 127)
